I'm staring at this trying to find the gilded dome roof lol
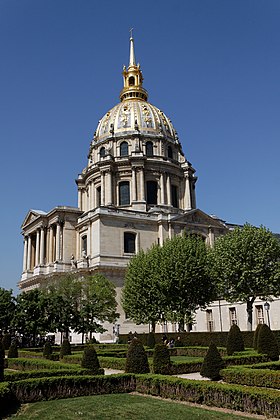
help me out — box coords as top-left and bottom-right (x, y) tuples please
(94, 100), (176, 143)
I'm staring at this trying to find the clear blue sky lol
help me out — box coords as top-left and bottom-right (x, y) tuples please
(0, 0), (279, 291)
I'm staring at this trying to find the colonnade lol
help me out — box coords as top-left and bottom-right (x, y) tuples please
(22, 221), (63, 272)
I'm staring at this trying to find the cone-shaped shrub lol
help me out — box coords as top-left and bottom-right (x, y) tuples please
(147, 332), (156, 348)
(257, 324), (279, 361)
(8, 343), (18, 358)
(81, 345), (103, 374)
(0, 341), (5, 381)
(226, 324), (244, 355)
(200, 342), (224, 380)
(253, 323), (262, 350)
(43, 341), (53, 359)
(153, 343), (171, 374)
(2, 333), (11, 350)
(60, 338), (71, 358)
(125, 338), (149, 374)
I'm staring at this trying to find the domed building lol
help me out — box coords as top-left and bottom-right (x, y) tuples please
(19, 36), (229, 341)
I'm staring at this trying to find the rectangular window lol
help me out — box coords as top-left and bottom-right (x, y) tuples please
(255, 305), (264, 325)
(171, 185), (178, 208)
(229, 307), (238, 325)
(119, 182), (130, 205)
(82, 235), (87, 255)
(206, 309), (214, 332)
(124, 232), (136, 254)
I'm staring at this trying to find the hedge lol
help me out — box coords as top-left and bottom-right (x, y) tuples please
(7, 358), (80, 371)
(4, 369), (89, 382)
(221, 366), (280, 389)
(252, 361), (280, 370)
(1, 374), (280, 418)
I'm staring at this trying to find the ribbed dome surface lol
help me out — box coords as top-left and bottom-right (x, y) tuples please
(94, 100), (176, 143)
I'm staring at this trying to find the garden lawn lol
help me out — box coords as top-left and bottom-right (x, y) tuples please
(14, 393), (258, 419)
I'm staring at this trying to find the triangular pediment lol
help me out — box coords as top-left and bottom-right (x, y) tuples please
(22, 209), (47, 229)
(170, 208), (227, 229)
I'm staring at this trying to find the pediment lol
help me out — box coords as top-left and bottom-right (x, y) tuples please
(171, 209), (227, 229)
(22, 209), (47, 229)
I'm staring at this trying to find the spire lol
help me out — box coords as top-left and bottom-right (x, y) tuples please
(120, 32), (148, 102)
(129, 29), (136, 67)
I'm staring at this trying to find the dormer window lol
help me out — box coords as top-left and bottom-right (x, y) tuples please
(129, 76), (135, 86)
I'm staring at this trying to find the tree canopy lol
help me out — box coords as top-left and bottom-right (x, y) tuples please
(208, 224), (280, 330)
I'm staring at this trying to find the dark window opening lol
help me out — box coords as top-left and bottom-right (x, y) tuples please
(120, 141), (128, 156)
(96, 186), (101, 207)
(124, 232), (136, 253)
(82, 235), (87, 255)
(171, 185), (178, 208)
(129, 76), (135, 86)
(100, 147), (106, 157)
(119, 181), (130, 205)
(146, 181), (158, 205)
(167, 146), (173, 159)
(146, 141), (153, 157)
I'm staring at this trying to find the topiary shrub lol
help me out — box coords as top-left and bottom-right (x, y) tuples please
(257, 324), (279, 361)
(0, 341), (5, 381)
(125, 338), (150, 374)
(147, 332), (156, 349)
(253, 324), (262, 350)
(153, 343), (171, 374)
(226, 324), (244, 356)
(43, 341), (53, 359)
(2, 333), (11, 351)
(81, 345), (104, 374)
(8, 343), (18, 358)
(60, 338), (72, 359)
(200, 342), (224, 381)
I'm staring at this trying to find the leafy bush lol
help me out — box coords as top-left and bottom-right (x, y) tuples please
(81, 346), (104, 374)
(125, 338), (149, 374)
(43, 342), (53, 359)
(60, 338), (72, 358)
(147, 332), (155, 349)
(257, 324), (279, 361)
(221, 366), (280, 389)
(2, 333), (11, 350)
(0, 341), (5, 381)
(253, 323), (262, 350)
(8, 343), (18, 358)
(226, 324), (244, 355)
(200, 342), (224, 380)
(153, 343), (171, 374)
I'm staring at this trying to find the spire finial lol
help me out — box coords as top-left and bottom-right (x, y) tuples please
(129, 29), (136, 67)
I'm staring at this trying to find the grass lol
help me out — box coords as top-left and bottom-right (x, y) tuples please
(12, 394), (258, 419)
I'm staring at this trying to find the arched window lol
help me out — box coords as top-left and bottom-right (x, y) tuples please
(100, 147), (106, 158)
(124, 232), (136, 253)
(171, 185), (178, 208)
(146, 181), (158, 205)
(120, 141), (128, 157)
(119, 181), (130, 205)
(167, 146), (173, 159)
(146, 141), (153, 157)
(81, 235), (87, 255)
(129, 76), (135, 86)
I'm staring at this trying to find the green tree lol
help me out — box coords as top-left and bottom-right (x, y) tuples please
(8, 342), (18, 358)
(153, 343), (171, 374)
(0, 288), (15, 333)
(77, 274), (118, 340)
(125, 338), (150, 374)
(257, 324), (279, 361)
(200, 342), (224, 380)
(253, 323), (262, 350)
(226, 324), (244, 356)
(209, 224), (280, 331)
(0, 341), (5, 381)
(60, 338), (71, 358)
(43, 341), (53, 359)
(81, 345), (103, 374)
(2, 333), (11, 350)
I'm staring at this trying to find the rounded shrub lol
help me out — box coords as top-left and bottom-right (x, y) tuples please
(8, 343), (18, 358)
(81, 345), (104, 374)
(257, 324), (279, 361)
(43, 341), (53, 359)
(0, 341), (5, 381)
(253, 323), (262, 350)
(226, 324), (244, 355)
(2, 333), (11, 350)
(147, 332), (156, 349)
(153, 343), (171, 374)
(125, 338), (150, 374)
(60, 338), (72, 358)
(200, 342), (224, 381)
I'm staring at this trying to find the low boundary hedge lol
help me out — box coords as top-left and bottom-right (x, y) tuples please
(1, 374), (280, 418)
(7, 358), (80, 371)
(221, 366), (280, 389)
(4, 369), (90, 382)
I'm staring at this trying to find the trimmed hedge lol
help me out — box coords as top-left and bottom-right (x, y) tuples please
(6, 358), (80, 371)
(4, 368), (89, 382)
(221, 366), (280, 389)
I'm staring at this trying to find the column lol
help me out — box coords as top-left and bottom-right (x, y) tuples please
(49, 226), (54, 263)
(23, 237), (28, 272)
(132, 167), (137, 201)
(107, 170), (113, 205)
(101, 172), (105, 206)
(56, 223), (61, 261)
(139, 168), (145, 201)
(166, 174), (171, 206)
(39, 227), (45, 265)
(27, 235), (32, 270)
(160, 172), (165, 205)
(90, 181), (95, 209)
(184, 175), (192, 210)
(78, 188), (82, 210)
(35, 230), (40, 266)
